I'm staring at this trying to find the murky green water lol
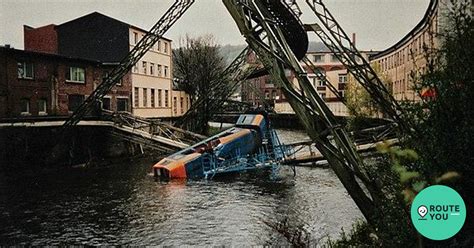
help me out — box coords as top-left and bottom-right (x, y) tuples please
(0, 129), (363, 245)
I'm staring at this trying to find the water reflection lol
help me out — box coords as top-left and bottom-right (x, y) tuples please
(0, 130), (363, 245)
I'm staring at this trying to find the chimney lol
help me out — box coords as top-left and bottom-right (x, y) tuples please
(352, 33), (356, 48)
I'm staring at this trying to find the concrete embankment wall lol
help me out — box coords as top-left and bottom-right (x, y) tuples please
(0, 125), (142, 169)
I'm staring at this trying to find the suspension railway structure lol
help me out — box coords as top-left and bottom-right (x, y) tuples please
(56, 0), (430, 222)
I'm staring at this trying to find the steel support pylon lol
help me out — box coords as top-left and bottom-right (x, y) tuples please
(224, 0), (379, 222)
(304, 0), (414, 134)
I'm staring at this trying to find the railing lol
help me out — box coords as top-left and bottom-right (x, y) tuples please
(101, 110), (205, 145)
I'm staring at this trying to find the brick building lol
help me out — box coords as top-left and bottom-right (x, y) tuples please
(0, 46), (131, 118)
(241, 51), (285, 109)
(23, 12), (189, 118)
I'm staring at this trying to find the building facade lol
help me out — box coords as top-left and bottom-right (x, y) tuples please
(241, 51), (285, 109)
(23, 12), (189, 118)
(241, 44), (374, 116)
(369, 0), (448, 101)
(0, 46), (131, 118)
(270, 49), (373, 116)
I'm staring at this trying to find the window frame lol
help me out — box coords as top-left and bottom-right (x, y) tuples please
(116, 97), (129, 112)
(101, 96), (111, 111)
(142, 61), (147, 75)
(150, 63), (155, 76)
(158, 89), (162, 107)
(164, 90), (169, 107)
(134, 87), (139, 107)
(313, 54), (324, 63)
(151, 89), (155, 108)
(338, 73), (348, 84)
(17, 61), (34, 79)
(38, 99), (47, 115)
(20, 98), (30, 115)
(66, 67), (86, 83)
(68, 94), (85, 112)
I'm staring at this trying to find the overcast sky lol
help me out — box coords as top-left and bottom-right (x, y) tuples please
(0, 0), (429, 51)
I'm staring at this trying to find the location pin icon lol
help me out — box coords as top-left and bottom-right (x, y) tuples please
(418, 205), (428, 218)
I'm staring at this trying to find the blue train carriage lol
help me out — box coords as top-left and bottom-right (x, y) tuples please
(153, 112), (282, 179)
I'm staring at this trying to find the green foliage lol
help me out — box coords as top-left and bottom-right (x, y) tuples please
(376, 142), (460, 205)
(345, 62), (391, 118)
(399, 3), (474, 243)
(324, 221), (382, 248)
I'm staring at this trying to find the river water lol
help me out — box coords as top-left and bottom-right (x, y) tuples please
(0, 129), (363, 246)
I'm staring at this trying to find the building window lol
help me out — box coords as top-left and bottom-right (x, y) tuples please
(173, 97), (177, 115)
(143, 88), (147, 107)
(164, 66), (169, 77)
(157, 64), (162, 77)
(164, 90), (169, 107)
(318, 93), (326, 99)
(158, 89), (162, 107)
(339, 74), (348, 84)
(133, 64), (139, 73)
(102, 97), (111, 110)
(180, 97), (184, 114)
(133, 32), (138, 44)
(17, 62), (34, 79)
(164, 42), (168, 53)
(313, 55), (324, 63)
(339, 91), (345, 98)
(38, 99), (47, 115)
(142, 61), (147, 74)
(68, 94), (85, 112)
(117, 98), (128, 112)
(157, 40), (161, 52)
(151, 89), (155, 108)
(134, 87), (139, 107)
(272, 90), (277, 99)
(265, 91), (270, 99)
(20, 98), (30, 115)
(150, 63), (155, 76)
(67, 67), (85, 83)
(318, 77), (326, 87)
(331, 54), (338, 62)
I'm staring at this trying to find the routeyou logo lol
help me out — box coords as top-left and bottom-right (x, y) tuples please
(411, 185), (466, 240)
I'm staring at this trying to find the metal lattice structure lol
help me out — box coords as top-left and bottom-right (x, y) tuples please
(304, 0), (413, 133)
(301, 56), (345, 103)
(175, 47), (258, 129)
(224, 0), (380, 221)
(63, 0), (195, 127)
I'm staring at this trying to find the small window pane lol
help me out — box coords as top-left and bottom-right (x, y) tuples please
(102, 98), (111, 110)
(38, 99), (47, 113)
(20, 99), (30, 113)
(117, 98), (128, 112)
(68, 67), (85, 83)
(68, 94), (85, 111)
(18, 62), (34, 79)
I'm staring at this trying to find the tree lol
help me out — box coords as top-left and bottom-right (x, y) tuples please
(345, 63), (391, 118)
(173, 35), (231, 135)
(403, 0), (474, 245)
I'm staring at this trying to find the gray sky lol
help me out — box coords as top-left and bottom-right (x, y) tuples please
(0, 0), (429, 51)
